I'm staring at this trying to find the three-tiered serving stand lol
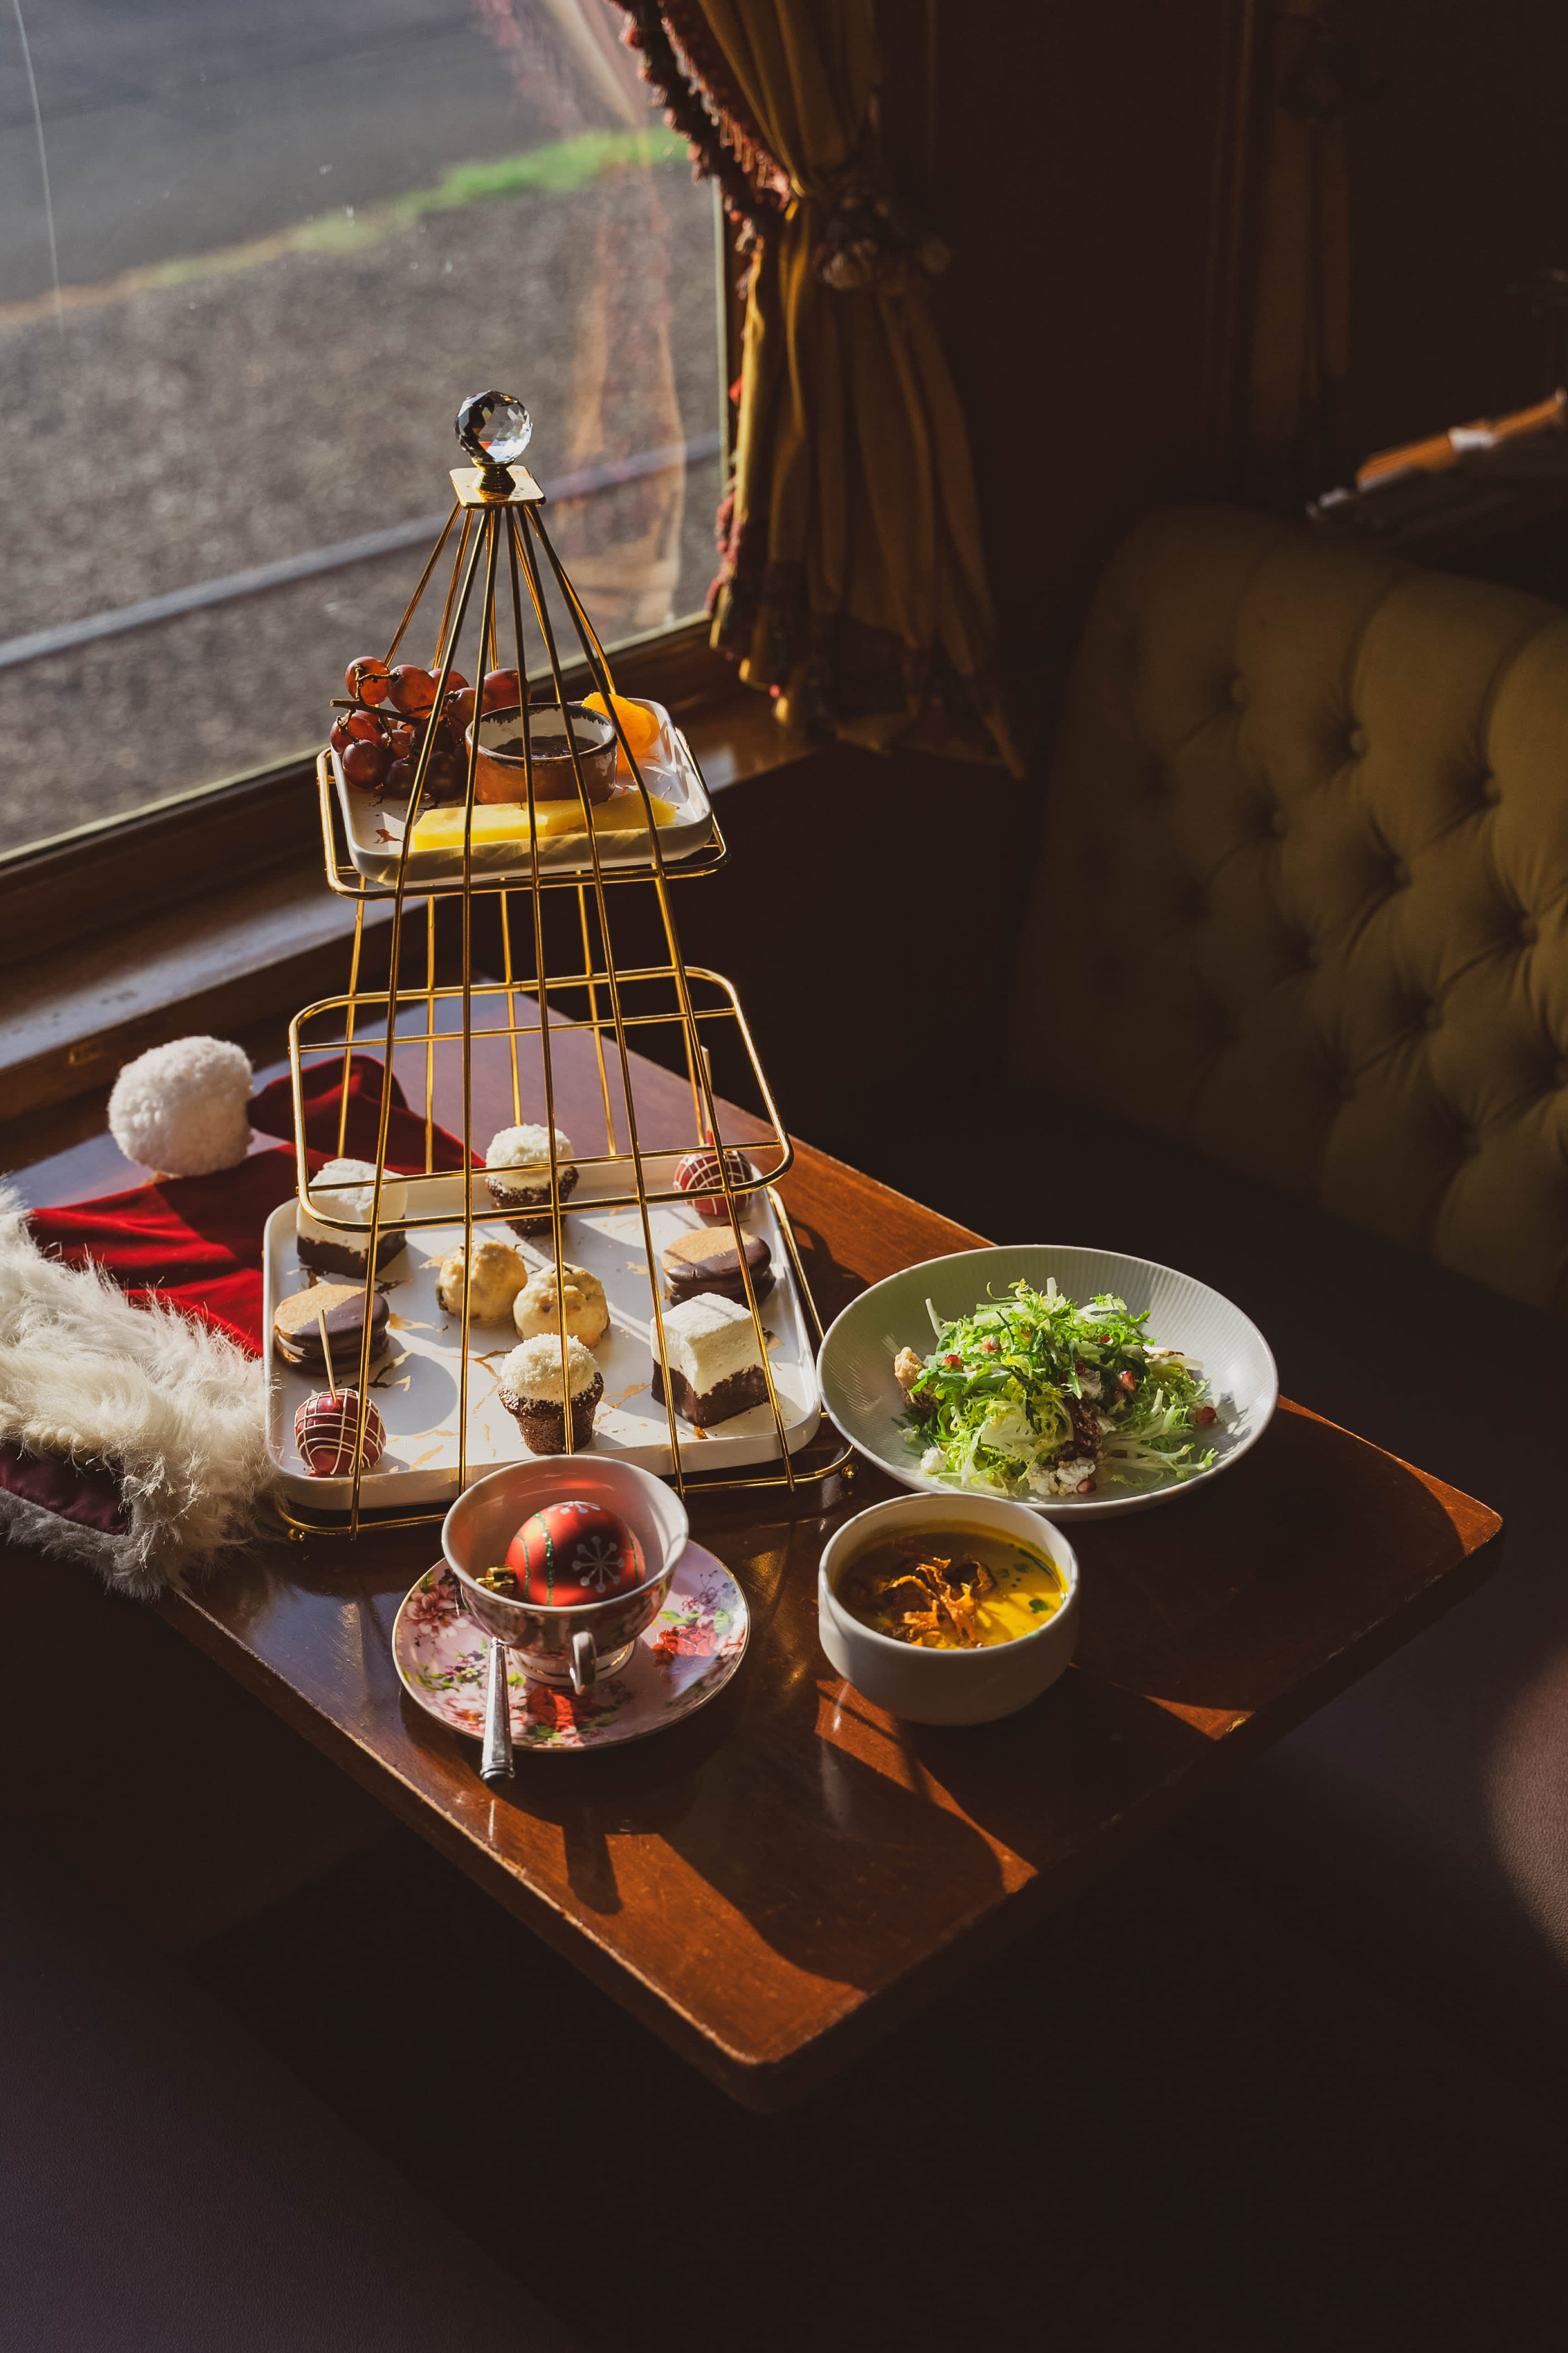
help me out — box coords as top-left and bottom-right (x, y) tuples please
(282, 390), (849, 1535)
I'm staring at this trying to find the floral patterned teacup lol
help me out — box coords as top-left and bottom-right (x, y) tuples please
(443, 1457), (689, 1693)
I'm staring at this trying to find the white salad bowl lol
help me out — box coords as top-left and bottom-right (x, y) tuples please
(818, 1493), (1079, 1725)
(816, 1244), (1277, 1519)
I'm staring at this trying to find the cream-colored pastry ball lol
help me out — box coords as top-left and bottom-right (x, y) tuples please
(513, 1263), (610, 1349)
(436, 1238), (528, 1322)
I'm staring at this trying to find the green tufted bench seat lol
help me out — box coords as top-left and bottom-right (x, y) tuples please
(846, 506), (1568, 2098)
(1017, 504), (1568, 1310)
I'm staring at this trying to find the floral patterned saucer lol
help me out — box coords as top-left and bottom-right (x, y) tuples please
(392, 1545), (748, 1754)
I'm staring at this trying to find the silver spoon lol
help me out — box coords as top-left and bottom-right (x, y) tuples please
(480, 1636), (514, 1784)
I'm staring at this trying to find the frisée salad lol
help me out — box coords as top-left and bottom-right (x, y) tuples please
(892, 1278), (1219, 1501)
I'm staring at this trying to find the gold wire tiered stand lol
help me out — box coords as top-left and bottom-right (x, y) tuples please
(282, 390), (849, 1536)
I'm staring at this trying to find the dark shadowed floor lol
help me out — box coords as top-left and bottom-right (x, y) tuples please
(182, 1802), (1568, 2353)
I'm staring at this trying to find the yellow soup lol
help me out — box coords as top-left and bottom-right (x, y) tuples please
(837, 1526), (1065, 1650)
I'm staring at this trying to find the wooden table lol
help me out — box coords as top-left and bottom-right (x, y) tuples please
(14, 1021), (1504, 2109)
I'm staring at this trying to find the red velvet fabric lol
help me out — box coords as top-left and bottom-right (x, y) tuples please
(27, 1057), (472, 1358)
(0, 1441), (131, 1536)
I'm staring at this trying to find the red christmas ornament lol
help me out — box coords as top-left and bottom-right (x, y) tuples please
(504, 1499), (644, 1606)
(674, 1147), (755, 1221)
(294, 1389), (387, 1477)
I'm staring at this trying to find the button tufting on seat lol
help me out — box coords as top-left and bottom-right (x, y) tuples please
(1018, 507), (1568, 1316)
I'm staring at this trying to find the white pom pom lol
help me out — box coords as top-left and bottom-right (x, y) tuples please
(107, 1036), (255, 1176)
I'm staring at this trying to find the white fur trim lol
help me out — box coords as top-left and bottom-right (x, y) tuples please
(107, 1036), (254, 1176)
(0, 1188), (275, 1594)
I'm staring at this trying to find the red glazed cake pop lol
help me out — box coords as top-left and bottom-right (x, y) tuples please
(674, 1147), (756, 1221)
(295, 1390), (386, 1478)
(504, 1499), (644, 1607)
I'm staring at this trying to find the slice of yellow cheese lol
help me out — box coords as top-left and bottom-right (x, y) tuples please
(409, 790), (679, 850)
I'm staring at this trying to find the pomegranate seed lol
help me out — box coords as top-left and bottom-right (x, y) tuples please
(1196, 1405), (1217, 1426)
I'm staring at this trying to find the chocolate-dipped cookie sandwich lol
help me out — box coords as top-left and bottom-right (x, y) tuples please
(296, 1159), (407, 1278)
(651, 1294), (770, 1428)
(660, 1226), (773, 1307)
(484, 1124), (577, 1237)
(272, 1281), (391, 1377)
(512, 1262), (610, 1347)
(497, 1334), (603, 1456)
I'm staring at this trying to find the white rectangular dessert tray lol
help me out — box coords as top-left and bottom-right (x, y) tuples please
(264, 1160), (821, 1512)
(330, 709), (716, 890)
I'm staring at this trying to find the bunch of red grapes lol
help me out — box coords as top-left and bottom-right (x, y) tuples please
(330, 658), (522, 804)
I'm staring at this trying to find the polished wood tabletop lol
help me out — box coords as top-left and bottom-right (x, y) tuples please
(14, 1016), (1504, 2108)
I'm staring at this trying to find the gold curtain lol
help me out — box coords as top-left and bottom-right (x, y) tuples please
(696, 0), (1021, 774)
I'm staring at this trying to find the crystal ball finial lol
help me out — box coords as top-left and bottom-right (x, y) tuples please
(456, 390), (532, 472)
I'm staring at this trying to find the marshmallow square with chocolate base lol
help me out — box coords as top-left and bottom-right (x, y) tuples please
(651, 1294), (770, 1428)
(296, 1159), (408, 1277)
(484, 1124), (578, 1237)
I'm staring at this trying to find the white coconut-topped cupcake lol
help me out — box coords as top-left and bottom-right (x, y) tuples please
(497, 1333), (603, 1455)
(484, 1124), (577, 1236)
(297, 1158), (408, 1277)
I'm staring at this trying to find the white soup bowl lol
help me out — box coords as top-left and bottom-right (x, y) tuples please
(818, 1491), (1079, 1726)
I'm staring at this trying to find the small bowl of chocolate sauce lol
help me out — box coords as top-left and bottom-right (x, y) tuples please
(468, 700), (618, 805)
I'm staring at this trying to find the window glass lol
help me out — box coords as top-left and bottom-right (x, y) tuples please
(0, 0), (722, 857)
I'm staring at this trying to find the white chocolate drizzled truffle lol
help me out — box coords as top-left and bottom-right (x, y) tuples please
(485, 1125), (574, 1174)
(499, 1334), (600, 1403)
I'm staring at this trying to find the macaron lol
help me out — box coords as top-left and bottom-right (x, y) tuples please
(660, 1226), (773, 1307)
(272, 1281), (390, 1375)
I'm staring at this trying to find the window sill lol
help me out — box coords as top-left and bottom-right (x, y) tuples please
(0, 682), (810, 1145)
